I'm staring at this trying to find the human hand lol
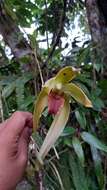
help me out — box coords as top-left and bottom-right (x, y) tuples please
(0, 111), (33, 190)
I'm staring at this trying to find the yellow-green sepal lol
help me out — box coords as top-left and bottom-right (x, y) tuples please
(33, 87), (48, 131)
(55, 66), (80, 84)
(64, 83), (93, 107)
(44, 77), (55, 91)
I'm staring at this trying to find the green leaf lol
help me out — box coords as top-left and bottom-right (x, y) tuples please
(69, 154), (89, 190)
(61, 127), (75, 137)
(64, 138), (72, 147)
(2, 82), (15, 98)
(99, 79), (107, 97)
(58, 154), (73, 190)
(19, 96), (35, 110)
(72, 137), (85, 165)
(75, 109), (86, 129)
(94, 63), (101, 72)
(91, 146), (104, 189)
(92, 97), (104, 111)
(81, 132), (107, 152)
(16, 81), (24, 110)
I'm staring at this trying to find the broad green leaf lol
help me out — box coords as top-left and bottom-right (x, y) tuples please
(94, 63), (101, 72)
(91, 146), (104, 189)
(33, 87), (48, 131)
(75, 109), (86, 129)
(58, 153), (73, 189)
(91, 96), (104, 111)
(38, 98), (70, 160)
(72, 137), (85, 165)
(99, 79), (107, 97)
(69, 154), (89, 190)
(64, 138), (72, 147)
(61, 127), (75, 137)
(81, 132), (107, 152)
(64, 83), (92, 107)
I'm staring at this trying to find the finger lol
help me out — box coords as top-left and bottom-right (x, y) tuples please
(0, 118), (10, 129)
(4, 111), (33, 137)
(0, 119), (11, 135)
(21, 126), (32, 145)
(18, 127), (32, 163)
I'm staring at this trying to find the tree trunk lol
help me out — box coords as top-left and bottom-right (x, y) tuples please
(0, 1), (42, 93)
(0, 3), (32, 58)
(85, 0), (107, 67)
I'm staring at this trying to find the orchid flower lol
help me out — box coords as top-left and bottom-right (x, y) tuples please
(33, 66), (92, 163)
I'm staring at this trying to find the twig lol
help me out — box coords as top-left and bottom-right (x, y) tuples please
(53, 146), (60, 160)
(21, 27), (44, 93)
(50, 161), (65, 190)
(33, 50), (44, 87)
(47, 148), (68, 164)
(45, 0), (67, 64)
(44, 0), (49, 50)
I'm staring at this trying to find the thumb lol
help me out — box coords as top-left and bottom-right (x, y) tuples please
(5, 111), (32, 138)
(18, 127), (32, 161)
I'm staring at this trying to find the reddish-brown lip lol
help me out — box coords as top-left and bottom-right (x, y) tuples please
(48, 91), (65, 115)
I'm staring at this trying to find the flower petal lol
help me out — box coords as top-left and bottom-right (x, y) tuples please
(38, 98), (70, 160)
(55, 66), (80, 84)
(48, 91), (65, 115)
(44, 77), (55, 91)
(33, 87), (48, 131)
(64, 83), (92, 107)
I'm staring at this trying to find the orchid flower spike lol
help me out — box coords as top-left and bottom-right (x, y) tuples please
(33, 66), (92, 162)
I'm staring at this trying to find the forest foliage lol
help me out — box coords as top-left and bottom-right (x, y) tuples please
(0, 0), (107, 189)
